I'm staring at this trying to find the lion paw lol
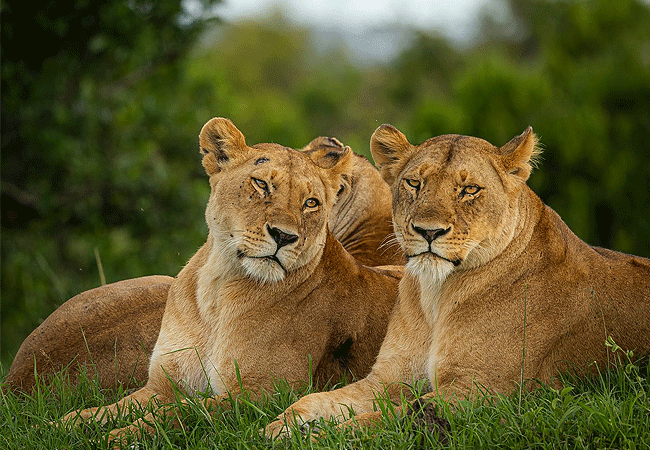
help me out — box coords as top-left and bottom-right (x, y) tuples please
(263, 418), (295, 440)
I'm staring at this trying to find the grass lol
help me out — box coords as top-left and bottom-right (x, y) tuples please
(1, 350), (648, 449)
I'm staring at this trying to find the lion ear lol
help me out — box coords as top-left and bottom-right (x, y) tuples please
(318, 146), (354, 205)
(370, 124), (412, 185)
(302, 136), (350, 170)
(302, 136), (345, 153)
(199, 117), (249, 175)
(498, 126), (542, 182)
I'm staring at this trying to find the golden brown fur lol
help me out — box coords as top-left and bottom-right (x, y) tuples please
(4, 276), (171, 392)
(57, 118), (401, 444)
(302, 136), (403, 267)
(5, 136), (400, 394)
(265, 125), (650, 437)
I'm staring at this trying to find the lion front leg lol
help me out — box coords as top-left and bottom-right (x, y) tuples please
(106, 417), (156, 449)
(59, 386), (160, 428)
(264, 376), (391, 439)
(105, 402), (181, 448)
(334, 392), (450, 445)
(104, 392), (235, 447)
(336, 388), (422, 432)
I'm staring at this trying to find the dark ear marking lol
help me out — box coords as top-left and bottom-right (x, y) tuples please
(311, 145), (352, 170)
(205, 134), (231, 163)
(214, 148), (230, 163)
(303, 136), (345, 152)
(324, 137), (344, 148)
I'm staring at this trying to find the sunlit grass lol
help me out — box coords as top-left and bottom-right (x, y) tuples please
(1, 351), (648, 449)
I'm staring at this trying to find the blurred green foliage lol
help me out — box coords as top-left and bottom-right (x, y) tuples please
(2, 0), (649, 368)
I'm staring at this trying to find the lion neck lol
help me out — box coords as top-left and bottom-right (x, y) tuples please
(487, 185), (544, 267)
(329, 159), (401, 266)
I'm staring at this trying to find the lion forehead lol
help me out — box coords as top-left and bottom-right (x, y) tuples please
(402, 139), (501, 188)
(210, 149), (331, 219)
(253, 158), (327, 196)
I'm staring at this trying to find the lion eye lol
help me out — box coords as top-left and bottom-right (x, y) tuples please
(460, 185), (481, 197)
(252, 178), (268, 191)
(304, 198), (320, 209)
(404, 178), (421, 190)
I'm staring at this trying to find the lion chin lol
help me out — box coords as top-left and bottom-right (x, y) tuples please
(405, 253), (455, 284)
(239, 256), (287, 283)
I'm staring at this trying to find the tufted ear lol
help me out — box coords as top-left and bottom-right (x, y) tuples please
(199, 117), (249, 175)
(370, 124), (412, 185)
(498, 126), (542, 182)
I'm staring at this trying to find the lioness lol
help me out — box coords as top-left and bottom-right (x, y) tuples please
(4, 135), (402, 394)
(265, 124), (650, 437)
(57, 118), (401, 443)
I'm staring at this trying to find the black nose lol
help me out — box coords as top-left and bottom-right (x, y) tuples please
(412, 224), (451, 244)
(267, 225), (299, 248)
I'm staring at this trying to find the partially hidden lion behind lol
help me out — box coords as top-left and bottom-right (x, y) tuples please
(55, 118), (401, 444)
(4, 133), (402, 394)
(265, 124), (650, 437)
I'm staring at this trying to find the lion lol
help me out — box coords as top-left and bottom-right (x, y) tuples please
(4, 135), (402, 394)
(265, 124), (650, 438)
(55, 117), (401, 444)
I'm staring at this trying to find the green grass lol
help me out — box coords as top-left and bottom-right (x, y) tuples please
(1, 352), (648, 449)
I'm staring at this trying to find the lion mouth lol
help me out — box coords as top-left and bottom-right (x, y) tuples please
(406, 251), (462, 267)
(237, 250), (287, 272)
(262, 255), (285, 269)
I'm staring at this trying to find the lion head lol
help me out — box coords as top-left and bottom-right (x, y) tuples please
(199, 118), (352, 283)
(370, 124), (541, 284)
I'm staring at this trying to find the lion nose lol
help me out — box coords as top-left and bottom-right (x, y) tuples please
(267, 225), (299, 248)
(412, 224), (451, 243)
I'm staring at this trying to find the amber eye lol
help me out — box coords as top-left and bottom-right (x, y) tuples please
(460, 185), (481, 197)
(404, 178), (421, 190)
(253, 178), (268, 190)
(304, 198), (320, 209)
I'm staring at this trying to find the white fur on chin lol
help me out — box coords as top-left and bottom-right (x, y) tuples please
(406, 254), (454, 325)
(240, 257), (286, 283)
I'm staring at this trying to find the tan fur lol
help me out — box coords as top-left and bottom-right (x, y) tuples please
(5, 136), (401, 394)
(302, 136), (404, 267)
(4, 276), (172, 392)
(265, 125), (650, 438)
(57, 118), (401, 444)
